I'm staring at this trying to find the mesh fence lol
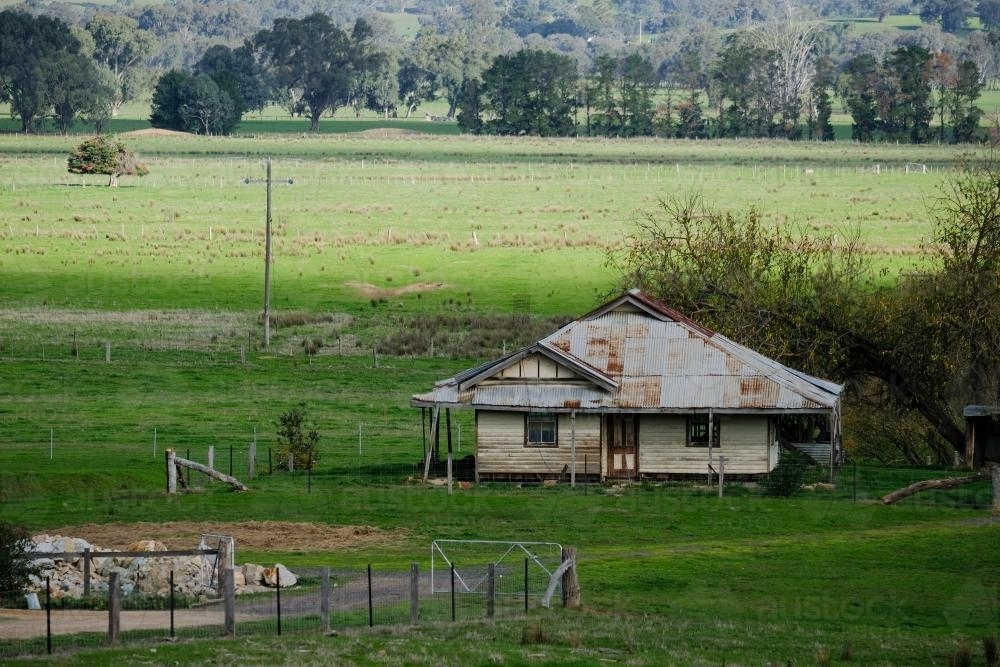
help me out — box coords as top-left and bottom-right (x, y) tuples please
(0, 556), (567, 659)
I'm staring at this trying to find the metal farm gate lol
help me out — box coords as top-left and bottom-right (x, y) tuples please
(430, 540), (565, 611)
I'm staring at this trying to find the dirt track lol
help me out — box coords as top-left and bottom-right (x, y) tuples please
(0, 607), (224, 640)
(1, 521), (412, 641)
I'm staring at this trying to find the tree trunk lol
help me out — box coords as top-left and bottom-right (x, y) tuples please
(310, 111), (321, 132)
(880, 472), (985, 505)
(108, 174), (119, 187)
(170, 453), (249, 492)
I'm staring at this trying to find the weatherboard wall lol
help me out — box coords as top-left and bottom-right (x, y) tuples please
(475, 411), (601, 478)
(638, 414), (773, 475)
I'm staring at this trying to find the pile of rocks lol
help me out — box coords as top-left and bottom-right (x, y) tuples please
(26, 534), (298, 600)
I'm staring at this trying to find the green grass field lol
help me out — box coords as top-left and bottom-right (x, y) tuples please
(1, 132), (997, 665)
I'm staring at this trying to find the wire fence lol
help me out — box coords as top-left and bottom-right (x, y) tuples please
(0, 556), (570, 659)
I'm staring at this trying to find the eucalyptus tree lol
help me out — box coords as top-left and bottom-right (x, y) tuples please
(86, 13), (156, 117)
(396, 56), (436, 118)
(473, 48), (579, 136)
(915, 0), (975, 32)
(150, 69), (238, 135)
(252, 14), (380, 131)
(750, 15), (816, 137)
(41, 51), (111, 134)
(195, 44), (268, 122)
(0, 9), (81, 133)
(409, 29), (469, 118)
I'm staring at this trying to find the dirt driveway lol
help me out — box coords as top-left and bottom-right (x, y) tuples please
(0, 607), (224, 640)
(2, 521), (412, 641)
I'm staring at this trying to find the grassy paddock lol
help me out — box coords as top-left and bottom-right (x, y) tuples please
(0, 133), (958, 318)
(1, 134), (996, 664)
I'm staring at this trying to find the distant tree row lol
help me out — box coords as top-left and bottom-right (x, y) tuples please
(0, 5), (990, 141)
(0, 9), (152, 133)
(458, 38), (983, 143)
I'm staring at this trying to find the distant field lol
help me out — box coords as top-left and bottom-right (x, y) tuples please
(0, 133), (960, 319)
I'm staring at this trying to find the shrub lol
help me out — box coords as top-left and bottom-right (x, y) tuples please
(276, 403), (320, 470)
(0, 521), (38, 605)
(761, 448), (813, 497)
(67, 136), (148, 186)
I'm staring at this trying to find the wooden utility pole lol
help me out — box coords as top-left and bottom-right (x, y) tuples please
(245, 158), (292, 348)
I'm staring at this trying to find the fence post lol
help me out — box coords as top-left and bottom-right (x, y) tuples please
(208, 446), (215, 475)
(450, 563), (456, 622)
(217, 539), (231, 595)
(561, 546), (580, 609)
(410, 563), (420, 625)
(276, 567), (282, 636)
(224, 568), (235, 636)
(524, 558), (529, 613)
(321, 567), (331, 632)
(367, 564), (374, 627)
(107, 571), (121, 645)
(486, 563), (495, 619)
(45, 576), (51, 655)
(166, 449), (176, 494)
(83, 547), (91, 597)
(169, 570), (175, 639)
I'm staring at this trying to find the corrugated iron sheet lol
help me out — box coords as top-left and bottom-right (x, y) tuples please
(412, 292), (842, 413)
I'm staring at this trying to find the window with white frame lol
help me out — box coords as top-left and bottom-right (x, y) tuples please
(525, 412), (557, 447)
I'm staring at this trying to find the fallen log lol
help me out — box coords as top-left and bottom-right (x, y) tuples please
(880, 471), (985, 505)
(167, 448), (248, 493)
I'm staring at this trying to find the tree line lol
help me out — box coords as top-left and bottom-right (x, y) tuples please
(1, 4), (994, 142)
(610, 150), (1000, 466)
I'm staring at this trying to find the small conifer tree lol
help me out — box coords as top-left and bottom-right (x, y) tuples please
(67, 136), (148, 186)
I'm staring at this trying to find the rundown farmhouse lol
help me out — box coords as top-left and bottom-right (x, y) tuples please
(411, 289), (842, 482)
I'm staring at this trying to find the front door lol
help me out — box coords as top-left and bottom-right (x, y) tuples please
(606, 414), (638, 479)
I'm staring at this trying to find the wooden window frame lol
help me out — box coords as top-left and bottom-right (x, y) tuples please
(686, 414), (720, 448)
(525, 412), (558, 448)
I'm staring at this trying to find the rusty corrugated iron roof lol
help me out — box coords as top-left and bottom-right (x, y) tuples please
(411, 289), (842, 413)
